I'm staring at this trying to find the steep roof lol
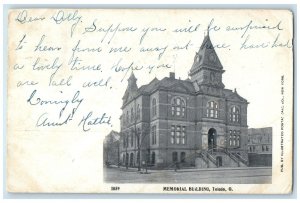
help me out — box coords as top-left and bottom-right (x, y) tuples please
(105, 130), (120, 143)
(190, 34), (223, 76)
(223, 89), (248, 103)
(138, 77), (195, 94)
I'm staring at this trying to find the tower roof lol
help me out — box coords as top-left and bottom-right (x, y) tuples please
(122, 72), (138, 104)
(128, 71), (137, 82)
(189, 34), (223, 76)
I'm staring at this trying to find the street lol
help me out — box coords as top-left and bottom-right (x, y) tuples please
(104, 166), (272, 184)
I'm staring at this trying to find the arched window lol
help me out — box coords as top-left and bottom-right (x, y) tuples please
(230, 106), (240, 122)
(171, 97), (186, 117)
(152, 98), (157, 117)
(126, 111), (129, 124)
(206, 101), (219, 118)
(136, 104), (140, 120)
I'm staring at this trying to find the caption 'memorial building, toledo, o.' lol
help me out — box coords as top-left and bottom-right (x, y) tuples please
(104, 33), (272, 169)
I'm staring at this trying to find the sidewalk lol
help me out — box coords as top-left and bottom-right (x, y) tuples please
(106, 164), (271, 173)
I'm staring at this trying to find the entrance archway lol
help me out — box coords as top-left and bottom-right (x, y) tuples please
(208, 128), (217, 150)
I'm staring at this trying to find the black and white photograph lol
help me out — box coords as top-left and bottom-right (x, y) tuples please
(103, 32), (273, 184)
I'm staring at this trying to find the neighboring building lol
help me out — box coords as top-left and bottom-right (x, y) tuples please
(103, 130), (120, 166)
(119, 33), (251, 169)
(248, 127), (272, 167)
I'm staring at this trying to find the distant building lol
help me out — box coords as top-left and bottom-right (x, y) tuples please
(119, 33), (254, 169)
(103, 130), (120, 166)
(248, 127), (272, 166)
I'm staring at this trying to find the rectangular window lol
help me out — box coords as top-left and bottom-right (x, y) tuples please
(136, 105), (140, 120)
(171, 106), (175, 116)
(131, 132), (134, 147)
(182, 126), (186, 144)
(176, 107), (181, 116)
(233, 135), (236, 146)
(153, 106), (157, 117)
(182, 107), (186, 117)
(171, 125), (187, 145)
(152, 126), (157, 145)
(171, 125), (175, 144)
(131, 108), (134, 122)
(176, 126), (181, 144)
(210, 109), (214, 117)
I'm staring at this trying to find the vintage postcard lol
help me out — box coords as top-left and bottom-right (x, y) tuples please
(7, 9), (293, 194)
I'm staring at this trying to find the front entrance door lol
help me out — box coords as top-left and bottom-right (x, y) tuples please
(208, 128), (217, 150)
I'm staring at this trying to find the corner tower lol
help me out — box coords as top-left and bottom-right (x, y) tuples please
(122, 72), (138, 105)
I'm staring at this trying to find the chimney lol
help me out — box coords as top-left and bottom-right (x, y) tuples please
(169, 72), (175, 79)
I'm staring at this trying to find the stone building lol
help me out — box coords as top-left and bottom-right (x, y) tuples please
(119, 34), (250, 169)
(248, 127), (272, 166)
(103, 130), (120, 166)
